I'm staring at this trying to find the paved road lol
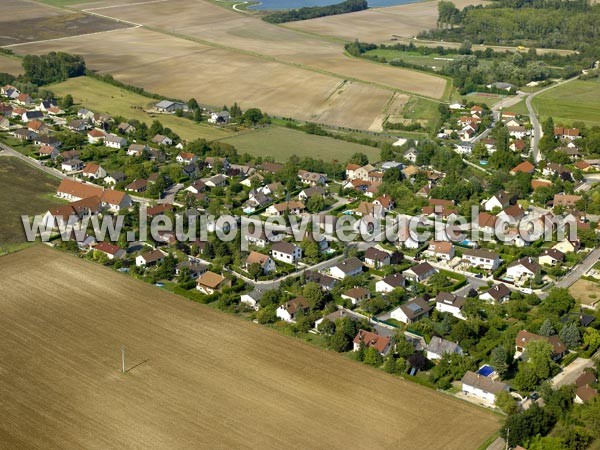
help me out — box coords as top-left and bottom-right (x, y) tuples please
(551, 357), (594, 388)
(159, 183), (183, 204)
(0, 141), (151, 205)
(556, 247), (600, 289)
(524, 77), (578, 163)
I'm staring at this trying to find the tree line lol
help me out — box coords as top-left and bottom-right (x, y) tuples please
(263, 0), (367, 24)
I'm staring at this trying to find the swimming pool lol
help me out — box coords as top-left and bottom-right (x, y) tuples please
(477, 365), (494, 377)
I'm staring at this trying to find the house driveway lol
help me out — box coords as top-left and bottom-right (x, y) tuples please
(551, 357), (594, 388)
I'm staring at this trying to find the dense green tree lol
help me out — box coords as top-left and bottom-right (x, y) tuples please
(363, 346), (383, 366)
(490, 345), (509, 378)
(538, 318), (556, 337)
(559, 323), (580, 349)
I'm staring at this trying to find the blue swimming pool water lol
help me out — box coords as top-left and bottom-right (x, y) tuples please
(477, 365), (494, 377)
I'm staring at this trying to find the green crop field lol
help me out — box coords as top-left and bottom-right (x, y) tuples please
(532, 78), (600, 126)
(50, 77), (233, 142)
(363, 49), (455, 69)
(217, 126), (381, 163)
(0, 156), (61, 253)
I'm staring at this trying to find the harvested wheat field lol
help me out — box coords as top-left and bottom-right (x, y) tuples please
(12, 27), (399, 130)
(0, 0), (130, 46)
(74, 0), (447, 99)
(0, 246), (500, 449)
(0, 54), (23, 75)
(285, 0), (488, 43)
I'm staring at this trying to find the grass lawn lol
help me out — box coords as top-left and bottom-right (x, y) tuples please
(0, 157), (62, 252)
(400, 97), (440, 122)
(49, 77), (233, 142)
(216, 126), (381, 163)
(0, 53), (23, 76)
(465, 92), (506, 109)
(532, 78), (600, 126)
(363, 49), (454, 69)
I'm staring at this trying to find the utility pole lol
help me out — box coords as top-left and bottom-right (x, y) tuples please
(505, 427), (510, 450)
(121, 346), (126, 374)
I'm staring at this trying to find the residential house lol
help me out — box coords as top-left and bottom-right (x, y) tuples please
(553, 194), (581, 209)
(515, 330), (568, 360)
(185, 180), (206, 195)
(314, 308), (361, 330)
(554, 127), (580, 140)
(506, 257), (541, 280)
(426, 336), (463, 361)
(298, 186), (326, 202)
(363, 247), (391, 268)
(135, 249), (165, 267)
(353, 330), (392, 356)
(21, 111), (43, 122)
(403, 262), (437, 283)
(390, 297), (432, 324)
(266, 201), (305, 216)
(436, 291), (467, 319)
(155, 100), (185, 113)
(240, 292), (260, 311)
(127, 144), (148, 156)
(176, 260), (208, 279)
(376, 273), (406, 293)
(152, 134), (173, 146)
(341, 287), (370, 305)
(305, 270), (337, 291)
(176, 152), (197, 164)
(462, 248), (500, 271)
(93, 242), (126, 260)
(125, 179), (148, 193)
(276, 297), (310, 322)
(101, 190), (132, 212)
(38, 145), (59, 159)
(104, 134), (127, 149)
(118, 122), (136, 134)
(510, 161), (535, 175)
(424, 241), (455, 261)
(575, 386), (599, 404)
(56, 179), (102, 202)
(553, 239), (580, 254)
(271, 241), (302, 264)
(329, 257), (363, 279)
(196, 271), (231, 294)
(507, 126), (527, 139)
(245, 251), (276, 274)
(539, 248), (565, 266)
(104, 171), (126, 185)
(480, 284), (511, 303)
(483, 191), (512, 212)
(373, 194), (394, 213)
(260, 162), (284, 174)
(204, 156), (230, 170)
(205, 174), (227, 188)
(208, 110), (231, 124)
(82, 163), (107, 180)
(298, 170), (327, 186)
(27, 119), (47, 134)
(86, 128), (105, 144)
(498, 204), (525, 222)
(67, 119), (88, 132)
(461, 371), (509, 405)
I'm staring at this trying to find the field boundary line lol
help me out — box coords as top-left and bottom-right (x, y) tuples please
(83, 0), (170, 11)
(1, 25), (139, 48)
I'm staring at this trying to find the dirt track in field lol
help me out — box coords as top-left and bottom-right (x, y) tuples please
(0, 246), (500, 449)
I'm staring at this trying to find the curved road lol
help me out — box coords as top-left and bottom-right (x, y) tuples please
(524, 77), (579, 163)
